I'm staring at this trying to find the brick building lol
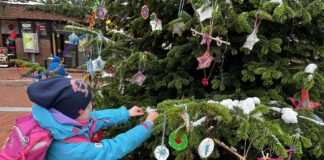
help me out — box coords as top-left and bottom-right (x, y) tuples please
(0, 2), (85, 67)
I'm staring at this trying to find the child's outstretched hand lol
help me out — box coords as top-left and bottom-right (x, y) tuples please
(146, 112), (159, 126)
(129, 106), (145, 117)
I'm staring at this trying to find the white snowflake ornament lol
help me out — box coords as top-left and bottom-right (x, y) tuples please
(198, 138), (215, 158)
(150, 17), (162, 31)
(243, 29), (260, 50)
(92, 56), (106, 72)
(196, 5), (213, 22)
(154, 145), (169, 160)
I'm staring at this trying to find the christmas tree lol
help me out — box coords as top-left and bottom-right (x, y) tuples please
(55, 0), (324, 159)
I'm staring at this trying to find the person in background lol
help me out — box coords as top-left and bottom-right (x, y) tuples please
(48, 56), (67, 76)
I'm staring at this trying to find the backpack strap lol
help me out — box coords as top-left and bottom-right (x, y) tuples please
(62, 135), (91, 143)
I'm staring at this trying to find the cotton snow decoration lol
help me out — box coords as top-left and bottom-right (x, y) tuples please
(220, 99), (234, 110)
(304, 63), (317, 74)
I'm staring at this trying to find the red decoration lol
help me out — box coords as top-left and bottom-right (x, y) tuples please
(175, 137), (181, 144)
(288, 88), (320, 109)
(197, 51), (213, 69)
(202, 77), (208, 87)
(91, 130), (104, 143)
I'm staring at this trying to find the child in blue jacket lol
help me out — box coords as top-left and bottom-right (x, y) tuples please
(27, 76), (159, 160)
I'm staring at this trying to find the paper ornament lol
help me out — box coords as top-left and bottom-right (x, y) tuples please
(243, 29), (259, 50)
(95, 6), (107, 20)
(173, 22), (185, 36)
(87, 11), (95, 30)
(168, 131), (188, 151)
(197, 51), (213, 69)
(141, 5), (150, 19)
(150, 18), (162, 31)
(92, 56), (106, 72)
(154, 145), (169, 160)
(101, 71), (114, 78)
(131, 71), (146, 85)
(285, 146), (295, 160)
(196, 5), (213, 22)
(198, 138), (215, 158)
(288, 88), (321, 109)
(69, 32), (79, 45)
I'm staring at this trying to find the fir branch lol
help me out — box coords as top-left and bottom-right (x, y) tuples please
(214, 139), (246, 160)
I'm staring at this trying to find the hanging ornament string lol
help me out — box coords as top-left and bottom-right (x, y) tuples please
(190, 28), (230, 46)
(161, 119), (167, 146)
(178, 0), (185, 17)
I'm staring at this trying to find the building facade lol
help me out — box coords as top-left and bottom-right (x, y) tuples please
(0, 3), (85, 67)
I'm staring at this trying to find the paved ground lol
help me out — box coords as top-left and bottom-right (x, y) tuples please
(0, 67), (83, 147)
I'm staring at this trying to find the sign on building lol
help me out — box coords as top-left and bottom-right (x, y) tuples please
(22, 33), (39, 53)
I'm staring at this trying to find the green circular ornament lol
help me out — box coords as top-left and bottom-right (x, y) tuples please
(168, 131), (188, 151)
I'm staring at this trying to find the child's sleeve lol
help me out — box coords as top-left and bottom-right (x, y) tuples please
(82, 121), (153, 160)
(90, 106), (130, 132)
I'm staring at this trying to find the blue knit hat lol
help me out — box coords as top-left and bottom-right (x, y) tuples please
(27, 76), (92, 119)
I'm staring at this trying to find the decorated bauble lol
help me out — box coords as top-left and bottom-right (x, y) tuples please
(202, 77), (208, 87)
(198, 138), (215, 158)
(168, 131), (188, 151)
(154, 145), (169, 160)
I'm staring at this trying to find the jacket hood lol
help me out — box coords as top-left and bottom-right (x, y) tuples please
(32, 104), (92, 140)
(52, 56), (61, 63)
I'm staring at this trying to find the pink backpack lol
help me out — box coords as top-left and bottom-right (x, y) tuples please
(0, 113), (52, 160)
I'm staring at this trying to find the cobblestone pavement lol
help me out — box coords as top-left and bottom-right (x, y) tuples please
(0, 67), (84, 147)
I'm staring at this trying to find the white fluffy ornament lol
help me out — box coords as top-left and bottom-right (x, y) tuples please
(198, 138), (215, 158)
(196, 5), (213, 22)
(154, 145), (169, 160)
(243, 29), (259, 50)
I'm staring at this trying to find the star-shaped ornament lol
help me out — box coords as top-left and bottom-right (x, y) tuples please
(141, 5), (149, 19)
(288, 88), (321, 109)
(154, 145), (169, 160)
(197, 51), (213, 69)
(131, 71), (146, 85)
(150, 18), (162, 31)
(92, 56), (106, 72)
(69, 32), (79, 45)
(95, 6), (107, 20)
(196, 5), (213, 22)
(173, 22), (185, 37)
(86, 59), (94, 76)
(243, 29), (259, 50)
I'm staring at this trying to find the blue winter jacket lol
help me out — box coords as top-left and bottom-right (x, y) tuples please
(48, 56), (66, 76)
(32, 104), (153, 160)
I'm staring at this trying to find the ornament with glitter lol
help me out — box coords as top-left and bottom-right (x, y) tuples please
(92, 56), (106, 72)
(198, 138), (215, 158)
(288, 88), (321, 109)
(131, 71), (146, 85)
(69, 32), (79, 45)
(173, 22), (185, 37)
(197, 51), (213, 69)
(141, 5), (149, 19)
(154, 145), (169, 160)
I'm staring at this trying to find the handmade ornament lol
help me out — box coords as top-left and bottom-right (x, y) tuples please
(131, 71), (146, 85)
(257, 151), (283, 160)
(168, 131), (188, 151)
(285, 146), (295, 160)
(154, 120), (169, 160)
(197, 51), (213, 69)
(202, 77), (208, 87)
(78, 37), (88, 52)
(86, 59), (95, 76)
(95, 6), (107, 20)
(288, 88), (320, 109)
(92, 56), (106, 72)
(141, 5), (150, 19)
(243, 29), (259, 50)
(69, 32), (79, 45)
(198, 138), (215, 158)
(173, 22), (185, 37)
(150, 16), (162, 31)
(179, 112), (190, 132)
(87, 11), (95, 30)
(243, 13), (260, 50)
(196, 5), (213, 22)
(101, 71), (114, 78)
(162, 42), (172, 50)
(154, 145), (169, 160)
